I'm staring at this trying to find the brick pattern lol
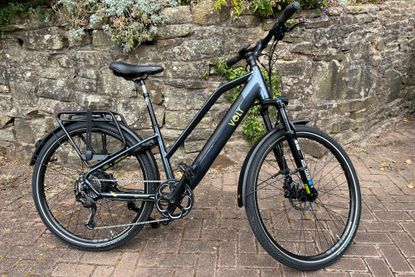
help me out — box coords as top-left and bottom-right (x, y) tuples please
(0, 119), (414, 276)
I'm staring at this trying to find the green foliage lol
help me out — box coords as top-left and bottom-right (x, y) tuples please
(212, 59), (282, 144)
(213, 0), (361, 18)
(348, 0), (384, 4)
(0, 0), (47, 26)
(242, 113), (265, 144)
(214, 0), (245, 16)
(250, 0), (273, 18)
(54, 0), (177, 52)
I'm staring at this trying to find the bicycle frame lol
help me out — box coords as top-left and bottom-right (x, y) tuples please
(76, 65), (275, 200)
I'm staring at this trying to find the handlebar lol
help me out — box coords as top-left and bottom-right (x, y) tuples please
(226, 1), (300, 67)
(275, 1), (300, 29)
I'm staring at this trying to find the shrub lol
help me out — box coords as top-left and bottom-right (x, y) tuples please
(214, 0), (383, 18)
(0, 0), (47, 26)
(54, 0), (177, 52)
(212, 59), (281, 144)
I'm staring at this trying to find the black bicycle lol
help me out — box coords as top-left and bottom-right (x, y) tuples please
(30, 2), (361, 271)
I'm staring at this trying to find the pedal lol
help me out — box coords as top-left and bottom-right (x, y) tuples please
(178, 163), (194, 179)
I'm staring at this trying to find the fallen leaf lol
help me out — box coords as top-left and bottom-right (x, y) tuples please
(407, 182), (415, 189)
(405, 159), (413, 165)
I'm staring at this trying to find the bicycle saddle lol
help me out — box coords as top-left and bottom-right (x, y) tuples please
(109, 61), (163, 80)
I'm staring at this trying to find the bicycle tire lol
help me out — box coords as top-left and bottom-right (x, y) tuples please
(32, 121), (159, 251)
(244, 126), (361, 270)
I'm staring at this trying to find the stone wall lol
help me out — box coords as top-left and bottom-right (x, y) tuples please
(0, 0), (414, 166)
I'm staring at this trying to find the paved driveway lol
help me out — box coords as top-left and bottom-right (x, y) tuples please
(0, 116), (414, 276)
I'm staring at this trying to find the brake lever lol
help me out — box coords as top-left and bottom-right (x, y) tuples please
(286, 19), (305, 32)
(239, 44), (252, 56)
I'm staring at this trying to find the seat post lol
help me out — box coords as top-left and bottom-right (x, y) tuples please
(135, 79), (175, 179)
(137, 79), (160, 129)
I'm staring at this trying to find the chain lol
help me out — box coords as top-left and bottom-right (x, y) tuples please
(94, 178), (169, 184)
(92, 217), (172, 230)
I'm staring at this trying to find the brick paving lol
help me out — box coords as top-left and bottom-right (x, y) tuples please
(0, 116), (414, 276)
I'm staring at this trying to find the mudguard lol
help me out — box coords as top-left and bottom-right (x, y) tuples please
(29, 122), (72, 166)
(237, 119), (309, 207)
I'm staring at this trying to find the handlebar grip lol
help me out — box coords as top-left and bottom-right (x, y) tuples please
(275, 1), (300, 28)
(226, 55), (242, 68)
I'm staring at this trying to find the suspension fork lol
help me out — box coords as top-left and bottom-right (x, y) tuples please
(277, 100), (317, 198)
(261, 108), (290, 177)
(262, 99), (317, 198)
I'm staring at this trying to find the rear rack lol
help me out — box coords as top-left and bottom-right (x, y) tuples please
(57, 110), (127, 125)
(56, 110), (128, 165)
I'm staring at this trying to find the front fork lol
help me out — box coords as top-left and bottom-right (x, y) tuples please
(261, 98), (318, 200)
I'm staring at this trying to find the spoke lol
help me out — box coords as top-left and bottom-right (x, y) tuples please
(323, 207), (344, 234)
(256, 192), (284, 201)
(92, 203), (102, 240)
(45, 164), (78, 179)
(264, 159), (283, 173)
(315, 161), (340, 187)
(52, 133), (84, 174)
(318, 202), (349, 210)
(106, 200), (124, 238)
(317, 199), (347, 226)
(299, 210), (305, 255)
(74, 205), (83, 235)
(318, 189), (349, 200)
(311, 206), (327, 252)
(65, 200), (78, 229)
(266, 204), (295, 219)
(317, 179), (347, 197)
(257, 172), (283, 188)
(246, 177), (284, 197)
(48, 189), (73, 210)
(310, 204), (333, 249)
(315, 171), (346, 193)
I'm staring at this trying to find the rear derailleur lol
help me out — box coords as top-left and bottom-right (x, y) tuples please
(74, 177), (98, 230)
(75, 170), (163, 229)
(74, 171), (124, 229)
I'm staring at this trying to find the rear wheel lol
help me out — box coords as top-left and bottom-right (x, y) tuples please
(244, 126), (361, 270)
(32, 122), (159, 250)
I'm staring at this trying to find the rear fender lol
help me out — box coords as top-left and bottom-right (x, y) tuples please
(29, 122), (73, 166)
(237, 119), (309, 207)
(29, 122), (158, 173)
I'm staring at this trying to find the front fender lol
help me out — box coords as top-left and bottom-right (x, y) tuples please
(237, 119), (309, 207)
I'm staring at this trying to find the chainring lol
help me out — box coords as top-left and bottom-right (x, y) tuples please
(155, 182), (194, 219)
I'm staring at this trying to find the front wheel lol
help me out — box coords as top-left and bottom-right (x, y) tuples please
(244, 126), (361, 270)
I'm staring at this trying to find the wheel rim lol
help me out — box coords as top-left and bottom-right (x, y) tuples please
(35, 127), (149, 245)
(252, 131), (358, 261)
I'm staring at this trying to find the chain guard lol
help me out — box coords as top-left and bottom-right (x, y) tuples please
(155, 182), (194, 219)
